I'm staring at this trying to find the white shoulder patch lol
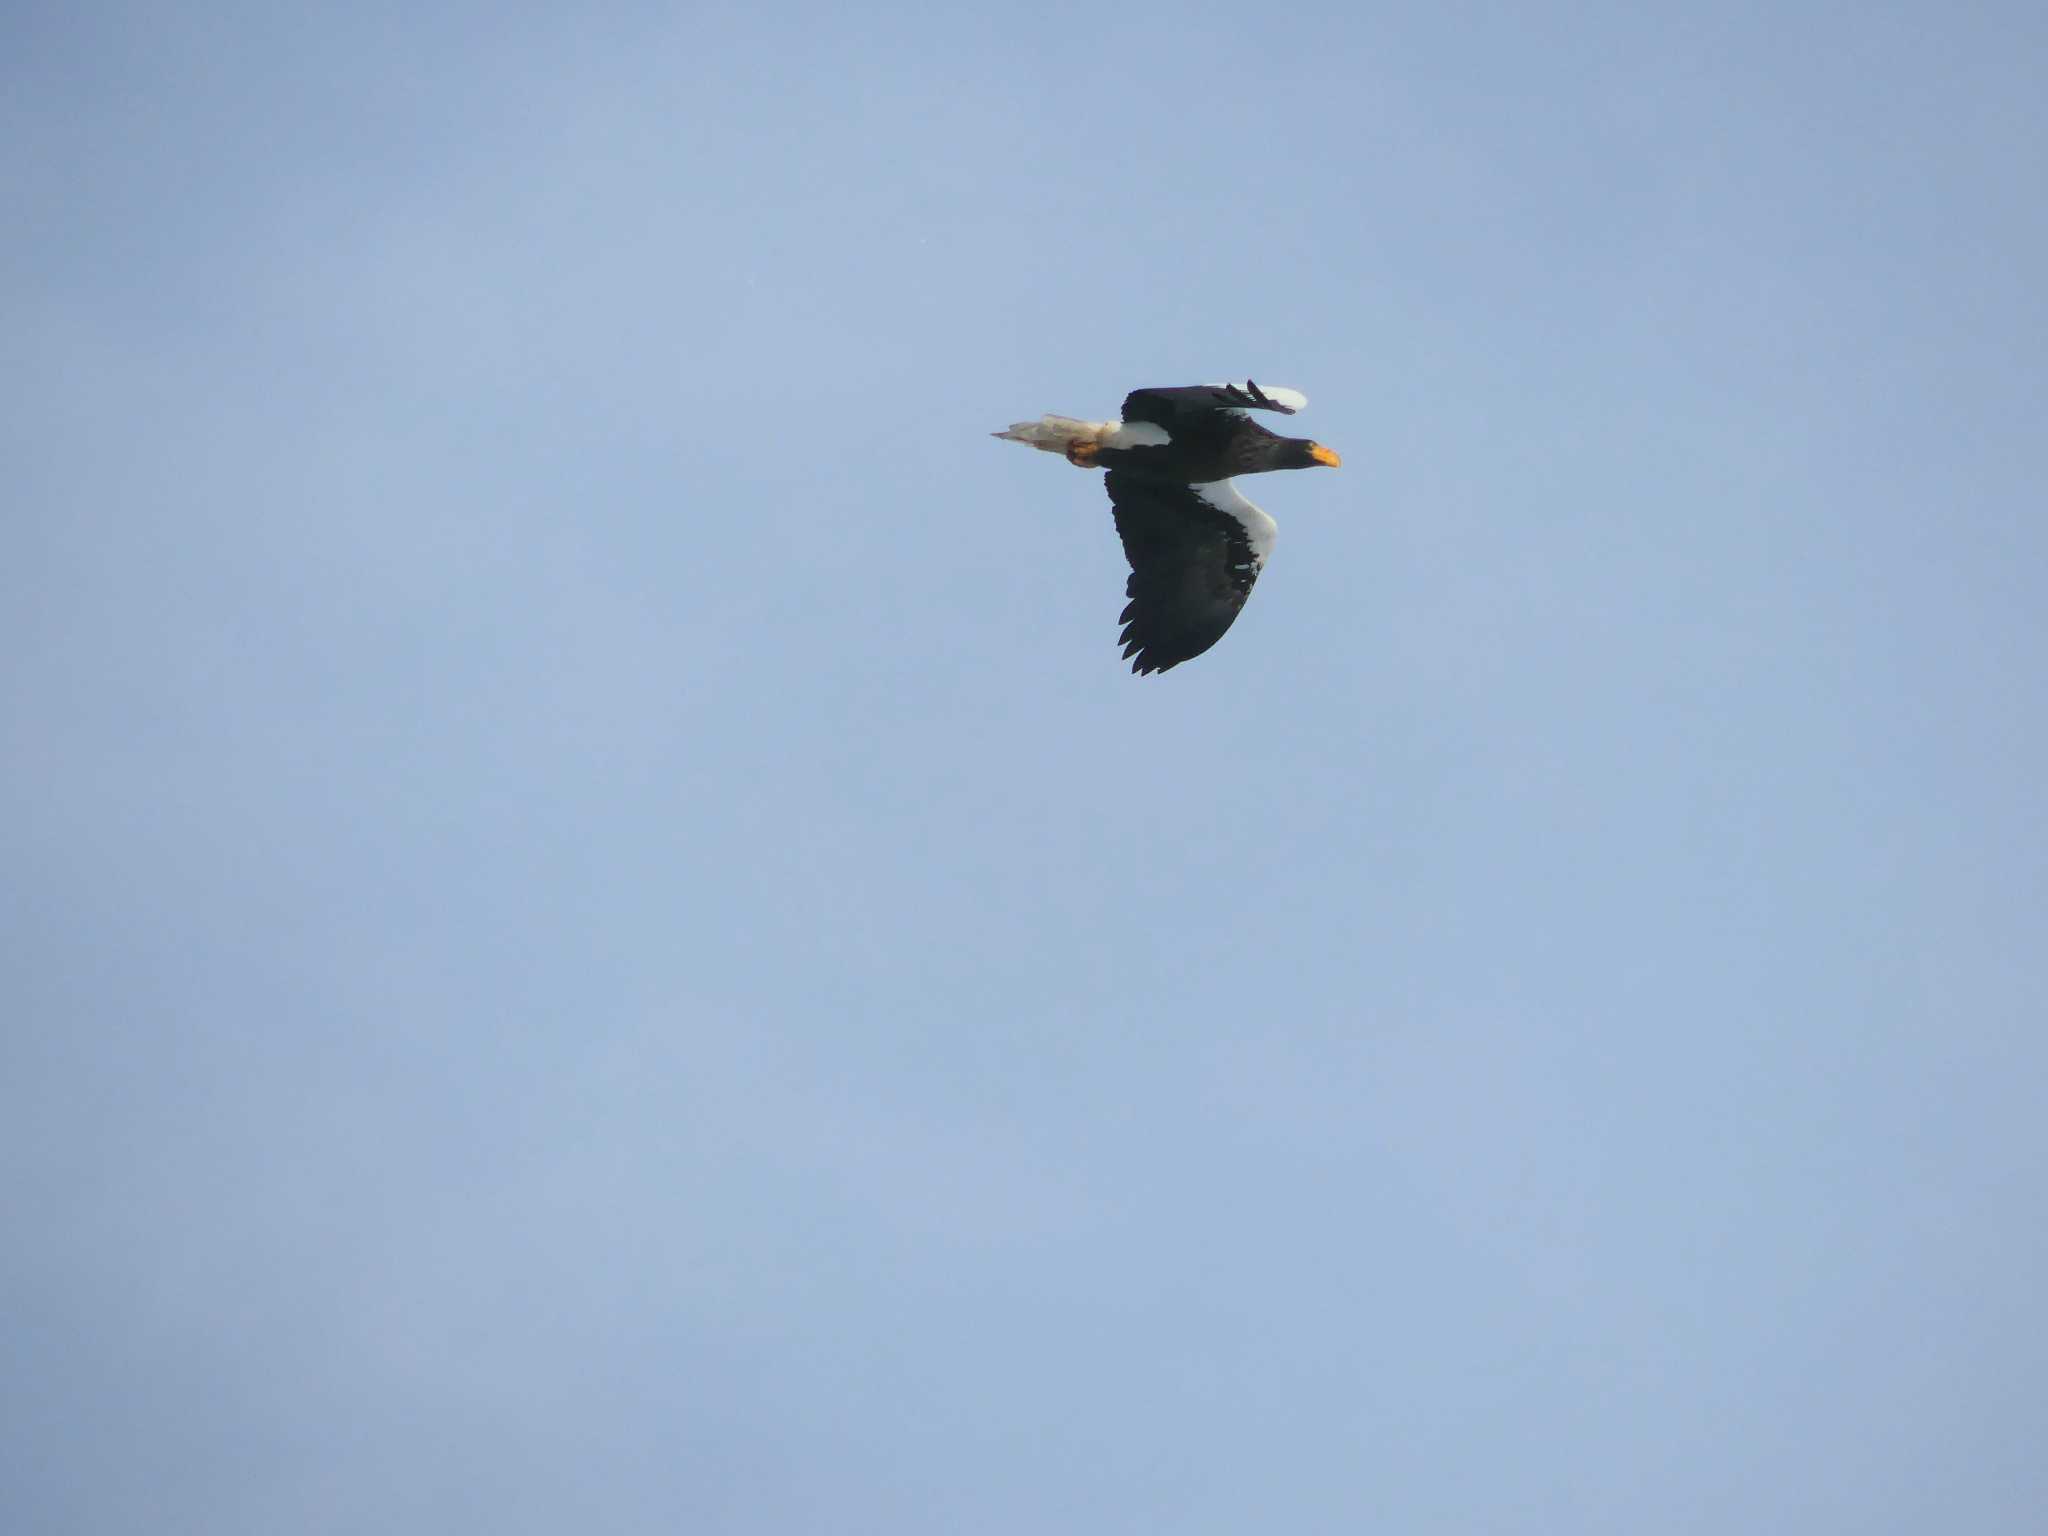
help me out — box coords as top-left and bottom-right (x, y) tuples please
(1104, 420), (1172, 449)
(1191, 479), (1278, 562)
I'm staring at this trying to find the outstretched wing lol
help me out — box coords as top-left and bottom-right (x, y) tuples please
(1105, 470), (1278, 675)
(1121, 380), (1307, 428)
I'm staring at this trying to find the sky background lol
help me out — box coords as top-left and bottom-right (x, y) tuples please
(5, 2), (2046, 1531)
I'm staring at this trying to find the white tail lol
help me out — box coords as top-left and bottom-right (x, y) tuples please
(992, 415), (1173, 454)
(991, 414), (1107, 454)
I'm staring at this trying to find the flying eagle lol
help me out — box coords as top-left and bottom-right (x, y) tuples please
(994, 381), (1340, 674)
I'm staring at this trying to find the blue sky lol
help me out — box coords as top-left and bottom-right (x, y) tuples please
(6, 2), (2046, 1531)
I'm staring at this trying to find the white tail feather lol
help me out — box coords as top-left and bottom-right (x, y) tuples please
(991, 414), (1107, 454)
(992, 415), (1173, 454)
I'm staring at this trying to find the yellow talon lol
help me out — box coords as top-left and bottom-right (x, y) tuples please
(1065, 440), (1101, 468)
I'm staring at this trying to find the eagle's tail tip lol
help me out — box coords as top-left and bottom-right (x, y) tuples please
(992, 414), (1100, 453)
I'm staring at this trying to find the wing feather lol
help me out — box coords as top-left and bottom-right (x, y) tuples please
(1105, 471), (1274, 674)
(1121, 380), (1306, 427)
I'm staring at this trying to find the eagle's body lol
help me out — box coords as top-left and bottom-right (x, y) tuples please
(994, 381), (1340, 674)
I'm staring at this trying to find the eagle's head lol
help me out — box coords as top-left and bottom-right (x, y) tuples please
(1278, 438), (1343, 470)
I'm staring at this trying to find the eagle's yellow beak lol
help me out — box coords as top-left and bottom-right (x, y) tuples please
(1309, 443), (1342, 468)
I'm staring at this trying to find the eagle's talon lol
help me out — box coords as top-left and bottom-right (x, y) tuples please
(1065, 440), (1100, 467)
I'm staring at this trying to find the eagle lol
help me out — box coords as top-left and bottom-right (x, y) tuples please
(994, 381), (1340, 674)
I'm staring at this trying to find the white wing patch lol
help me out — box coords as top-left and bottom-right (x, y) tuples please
(1191, 479), (1278, 562)
(1103, 420), (1172, 448)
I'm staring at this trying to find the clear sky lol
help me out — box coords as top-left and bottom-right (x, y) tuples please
(6, 2), (2046, 1531)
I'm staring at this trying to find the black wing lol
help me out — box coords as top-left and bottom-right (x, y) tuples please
(1105, 471), (1267, 675)
(1121, 380), (1300, 428)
